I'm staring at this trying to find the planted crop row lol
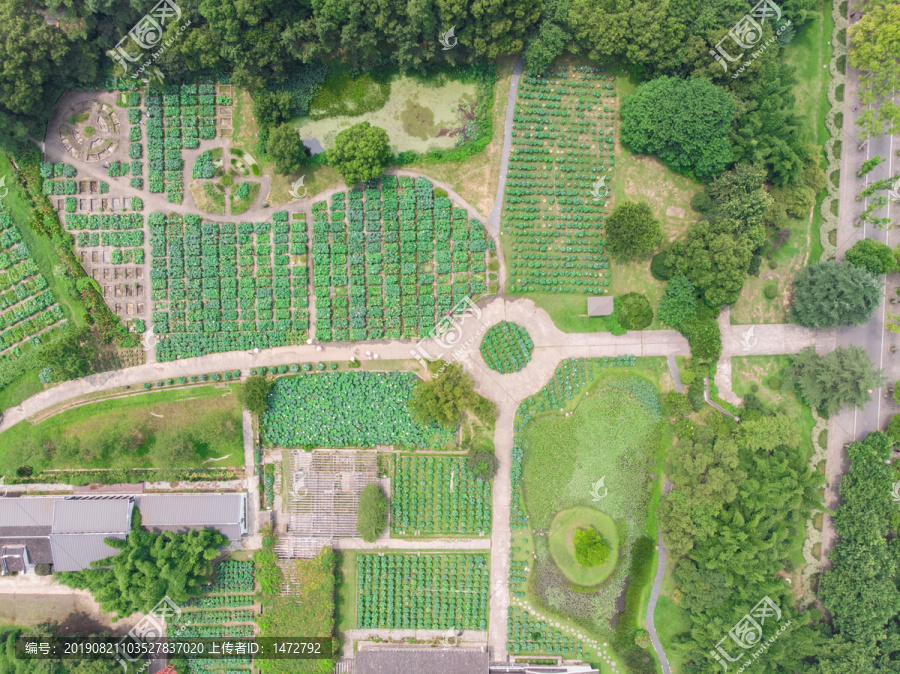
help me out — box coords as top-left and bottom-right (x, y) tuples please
(357, 554), (489, 630)
(0, 214), (64, 355)
(479, 322), (533, 374)
(262, 371), (453, 449)
(502, 66), (617, 295)
(311, 175), (493, 342)
(64, 213), (143, 230)
(391, 455), (491, 535)
(200, 561), (255, 593)
(182, 595), (254, 609)
(507, 607), (587, 658)
(150, 211), (309, 361)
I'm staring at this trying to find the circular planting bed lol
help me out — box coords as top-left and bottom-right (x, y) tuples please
(479, 321), (534, 373)
(548, 506), (618, 587)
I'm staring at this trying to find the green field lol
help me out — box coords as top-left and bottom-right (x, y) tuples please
(518, 367), (665, 642)
(548, 506), (619, 586)
(0, 384), (244, 476)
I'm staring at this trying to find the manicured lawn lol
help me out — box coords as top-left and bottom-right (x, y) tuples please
(334, 550), (357, 637)
(548, 506), (619, 586)
(0, 369), (43, 411)
(0, 384), (243, 475)
(654, 594), (690, 674)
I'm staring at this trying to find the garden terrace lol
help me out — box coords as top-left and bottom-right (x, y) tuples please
(150, 211), (310, 361)
(356, 553), (489, 630)
(0, 213), (64, 356)
(262, 371), (454, 449)
(311, 175), (493, 342)
(391, 454), (491, 536)
(502, 66), (616, 296)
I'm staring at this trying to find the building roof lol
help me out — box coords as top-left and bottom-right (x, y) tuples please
(586, 296), (614, 317)
(51, 497), (132, 534)
(0, 497), (54, 533)
(356, 649), (490, 674)
(0, 537), (52, 565)
(49, 533), (125, 573)
(136, 494), (246, 541)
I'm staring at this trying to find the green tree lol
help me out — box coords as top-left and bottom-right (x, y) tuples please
(661, 391), (693, 419)
(254, 526), (285, 595)
(845, 238), (897, 275)
(670, 218), (753, 308)
(252, 90), (295, 127)
(408, 361), (493, 429)
(885, 414), (900, 446)
(819, 432), (900, 664)
(658, 276), (697, 328)
(791, 261), (882, 328)
(241, 376), (273, 417)
(266, 123), (306, 175)
(56, 510), (226, 617)
(616, 292), (653, 330)
(849, 0), (900, 136)
(38, 326), (96, 382)
(788, 345), (885, 417)
(467, 449), (499, 481)
(329, 122), (390, 187)
(606, 201), (662, 257)
(707, 163), (773, 249)
(573, 526), (609, 567)
(357, 483), (388, 542)
(620, 76), (735, 178)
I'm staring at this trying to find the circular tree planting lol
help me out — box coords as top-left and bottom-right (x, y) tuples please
(548, 506), (619, 586)
(479, 322), (534, 374)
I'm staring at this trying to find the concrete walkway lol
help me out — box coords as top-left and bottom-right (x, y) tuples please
(487, 402), (515, 661)
(488, 57), (525, 232)
(242, 409), (260, 543)
(646, 530), (671, 674)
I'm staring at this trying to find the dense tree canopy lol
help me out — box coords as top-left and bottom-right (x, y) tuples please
(357, 483), (388, 542)
(620, 76), (735, 178)
(605, 201), (662, 257)
(329, 122), (391, 187)
(845, 238), (897, 275)
(573, 526), (609, 567)
(849, 0), (900, 137)
(408, 361), (494, 429)
(660, 399), (824, 671)
(788, 345), (885, 417)
(266, 123), (307, 175)
(657, 276), (697, 328)
(57, 510), (226, 617)
(241, 375), (273, 417)
(791, 261), (882, 328)
(819, 432), (900, 669)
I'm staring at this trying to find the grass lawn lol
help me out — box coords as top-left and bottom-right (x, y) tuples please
(654, 594), (690, 674)
(548, 506), (619, 586)
(334, 550), (357, 637)
(0, 369), (43, 411)
(230, 182), (261, 215)
(520, 366), (666, 639)
(0, 384), (243, 475)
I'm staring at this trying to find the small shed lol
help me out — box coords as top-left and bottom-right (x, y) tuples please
(587, 296), (614, 317)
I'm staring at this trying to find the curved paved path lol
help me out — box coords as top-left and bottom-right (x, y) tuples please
(646, 480), (673, 674)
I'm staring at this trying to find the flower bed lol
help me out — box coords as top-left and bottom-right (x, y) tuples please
(150, 211), (309, 361)
(479, 321), (533, 373)
(311, 175), (492, 342)
(0, 213), (64, 355)
(262, 371), (454, 449)
(391, 455), (491, 535)
(502, 66), (616, 295)
(356, 553), (489, 630)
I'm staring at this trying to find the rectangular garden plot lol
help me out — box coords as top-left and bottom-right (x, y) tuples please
(149, 210), (309, 361)
(0, 213), (65, 355)
(502, 66), (617, 296)
(391, 455), (491, 535)
(262, 371), (453, 449)
(312, 175), (493, 342)
(356, 553), (489, 630)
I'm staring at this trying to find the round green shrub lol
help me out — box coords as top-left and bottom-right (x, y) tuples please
(763, 283), (778, 299)
(650, 251), (670, 281)
(479, 322), (534, 374)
